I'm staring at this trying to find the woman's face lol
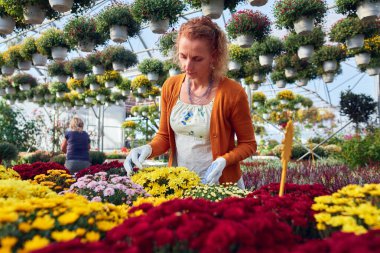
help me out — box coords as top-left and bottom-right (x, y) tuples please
(178, 36), (214, 80)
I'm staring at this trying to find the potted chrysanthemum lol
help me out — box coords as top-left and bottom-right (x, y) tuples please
(4, 44), (32, 71)
(228, 44), (251, 71)
(336, 0), (380, 21)
(275, 53), (301, 78)
(273, 0), (327, 34)
(131, 75), (152, 94)
(158, 30), (177, 58)
(138, 59), (164, 82)
(12, 73), (38, 91)
(84, 74), (102, 91)
(270, 69), (288, 88)
(295, 64), (318, 87)
(132, 0), (186, 34)
(102, 45), (138, 72)
(47, 61), (70, 83)
(347, 35), (379, 66)
(99, 70), (122, 88)
(184, 0), (244, 19)
(96, 3), (140, 43)
(226, 10), (271, 48)
(1, 46), (19, 75)
(36, 28), (71, 62)
(0, 7), (15, 34)
(163, 59), (181, 77)
(243, 58), (271, 84)
(94, 87), (111, 102)
(359, 57), (380, 76)
(116, 78), (131, 96)
(311, 45), (346, 73)
(67, 78), (86, 93)
(252, 91), (266, 107)
(65, 58), (91, 80)
(49, 81), (70, 98)
(251, 36), (284, 67)
(20, 37), (47, 67)
(86, 51), (106, 75)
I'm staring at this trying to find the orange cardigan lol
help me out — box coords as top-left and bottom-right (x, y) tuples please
(149, 74), (257, 183)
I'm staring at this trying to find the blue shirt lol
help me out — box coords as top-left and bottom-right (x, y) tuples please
(65, 131), (90, 161)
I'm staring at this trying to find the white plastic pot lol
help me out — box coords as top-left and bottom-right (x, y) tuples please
(248, 0), (268, 7)
(201, 0), (224, 19)
(366, 67), (380, 76)
(294, 17), (314, 35)
(322, 73), (335, 83)
(73, 72), (86, 80)
(23, 5), (46, 25)
(92, 65), (105, 75)
(5, 87), (16, 95)
(259, 54), (274, 67)
(236, 34), (254, 48)
(112, 62), (125, 72)
(322, 60), (338, 73)
(284, 68), (297, 78)
(297, 45), (314, 60)
(56, 91), (66, 98)
(78, 41), (95, 52)
(253, 101), (261, 107)
(32, 53), (47, 66)
(228, 60), (241, 71)
(90, 83), (100, 91)
(1, 66), (15, 76)
(149, 19), (169, 34)
(296, 79), (309, 87)
(17, 61), (32, 70)
(105, 81), (115, 88)
(355, 53), (371, 65)
(55, 75), (68, 83)
(252, 83), (259, 90)
(276, 80), (286, 88)
(75, 100), (83, 106)
(137, 87), (146, 94)
(346, 34), (365, 50)
(85, 97), (94, 103)
(49, 0), (74, 13)
(96, 94), (105, 101)
(147, 72), (159, 82)
(51, 47), (68, 62)
(169, 68), (181, 77)
(75, 88), (84, 93)
(253, 73), (264, 82)
(0, 15), (15, 35)
(19, 84), (31, 91)
(110, 25), (128, 43)
(357, 1), (379, 21)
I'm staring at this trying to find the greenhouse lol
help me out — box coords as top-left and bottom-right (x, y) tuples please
(0, 0), (379, 252)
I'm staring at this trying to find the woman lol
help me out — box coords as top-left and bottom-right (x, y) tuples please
(61, 116), (91, 174)
(124, 17), (256, 188)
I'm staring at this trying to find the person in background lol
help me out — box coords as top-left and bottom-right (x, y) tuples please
(61, 116), (91, 174)
(124, 16), (256, 188)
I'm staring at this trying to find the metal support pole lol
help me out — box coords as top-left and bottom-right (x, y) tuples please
(97, 106), (101, 151)
(376, 75), (380, 125)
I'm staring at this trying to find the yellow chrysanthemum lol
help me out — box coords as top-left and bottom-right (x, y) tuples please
(85, 231), (101, 242)
(21, 235), (50, 253)
(58, 212), (80, 225)
(51, 229), (78, 242)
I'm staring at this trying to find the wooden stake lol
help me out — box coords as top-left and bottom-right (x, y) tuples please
(279, 120), (294, 197)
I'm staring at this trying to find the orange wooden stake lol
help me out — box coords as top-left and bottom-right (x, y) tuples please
(279, 120), (294, 197)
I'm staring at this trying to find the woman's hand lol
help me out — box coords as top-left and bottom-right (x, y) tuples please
(123, 145), (152, 176)
(204, 157), (226, 184)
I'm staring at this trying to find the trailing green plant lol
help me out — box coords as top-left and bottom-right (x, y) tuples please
(251, 36), (284, 56)
(284, 27), (325, 53)
(110, 92), (124, 103)
(358, 57), (380, 71)
(163, 60), (181, 71)
(157, 30), (177, 57)
(329, 17), (370, 43)
(86, 51), (107, 67)
(296, 64), (318, 80)
(132, 0), (186, 26)
(131, 75), (151, 90)
(228, 44), (251, 62)
(273, 0), (328, 30)
(311, 45), (347, 67)
(49, 82), (70, 94)
(138, 58), (164, 74)
(96, 3), (140, 38)
(64, 16), (106, 49)
(335, 0), (379, 16)
(102, 46), (138, 68)
(47, 62), (69, 76)
(19, 37), (40, 60)
(89, 150), (106, 165)
(184, 0), (244, 12)
(84, 74), (101, 86)
(116, 78), (131, 91)
(275, 53), (301, 70)
(12, 73), (37, 88)
(36, 28), (71, 58)
(243, 58), (271, 75)
(65, 58), (91, 74)
(270, 69), (288, 82)
(226, 9), (271, 40)
(0, 142), (18, 165)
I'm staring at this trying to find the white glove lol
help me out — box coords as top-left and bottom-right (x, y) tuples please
(204, 157), (226, 185)
(123, 145), (152, 176)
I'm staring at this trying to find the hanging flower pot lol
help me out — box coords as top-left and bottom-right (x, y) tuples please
(253, 101), (261, 107)
(236, 34), (254, 48)
(201, 0), (224, 19)
(297, 45), (314, 60)
(366, 67), (380, 76)
(0, 15), (15, 35)
(78, 41), (95, 52)
(85, 97), (94, 103)
(56, 91), (66, 98)
(259, 55), (274, 67)
(96, 94), (105, 101)
(19, 84), (31, 91)
(285, 68), (297, 78)
(92, 65), (105, 75)
(122, 90), (130, 96)
(5, 87), (16, 95)
(49, 0), (74, 13)
(18, 61), (32, 71)
(228, 60), (242, 71)
(346, 34), (364, 50)
(90, 83), (100, 91)
(296, 78), (309, 87)
(55, 75), (68, 83)
(83, 104), (90, 109)
(355, 53), (371, 65)
(356, 1), (379, 21)
(51, 47), (68, 62)
(137, 87), (147, 94)
(249, 0), (268, 7)
(74, 100), (82, 106)
(75, 88), (84, 93)
(105, 81), (115, 88)
(32, 53), (47, 66)
(147, 72), (159, 82)
(73, 72), (86, 80)
(112, 62), (125, 72)
(253, 73), (264, 83)
(322, 60), (338, 73)
(150, 18), (169, 34)
(294, 17), (315, 35)
(252, 83), (259, 90)
(169, 68), (181, 77)
(276, 80), (286, 88)
(1, 66), (15, 76)
(322, 72), (335, 83)
(23, 4), (46, 25)
(110, 25), (128, 43)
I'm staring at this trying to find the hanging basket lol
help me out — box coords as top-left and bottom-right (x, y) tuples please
(32, 53), (47, 66)
(297, 45), (314, 60)
(253, 73), (264, 82)
(147, 72), (159, 82)
(73, 72), (86, 80)
(51, 47), (68, 62)
(90, 83), (100, 91)
(110, 25), (128, 43)
(248, 0), (268, 7)
(18, 61), (32, 70)
(296, 79), (309, 87)
(19, 84), (31, 91)
(322, 60), (338, 73)
(294, 17), (314, 35)
(96, 94), (105, 101)
(56, 91), (66, 98)
(78, 41), (95, 52)
(201, 0), (224, 19)
(85, 97), (94, 103)
(366, 67), (380, 76)
(228, 60), (241, 71)
(49, 0), (74, 13)
(357, 0), (379, 21)
(259, 54), (274, 67)
(137, 87), (147, 94)
(169, 68), (181, 77)
(346, 34), (364, 50)
(55, 75), (68, 83)
(322, 73), (335, 83)
(105, 80), (115, 88)
(276, 80), (286, 88)
(1, 66), (15, 76)
(285, 68), (297, 78)
(149, 19), (169, 34)
(5, 87), (16, 95)
(23, 4), (46, 25)
(0, 15), (15, 35)
(112, 62), (125, 72)
(236, 34), (254, 48)
(354, 52), (371, 65)
(75, 88), (84, 93)
(92, 65), (105, 75)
